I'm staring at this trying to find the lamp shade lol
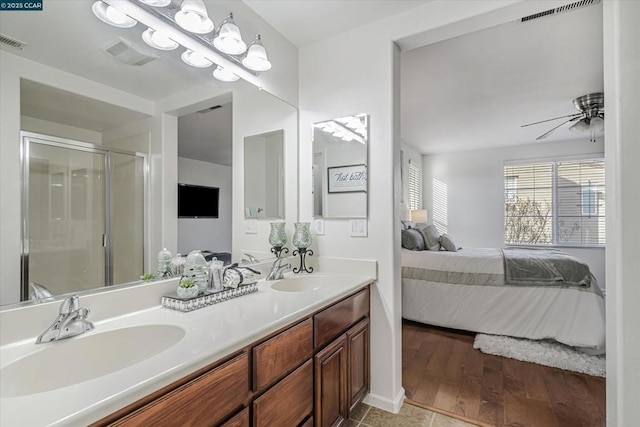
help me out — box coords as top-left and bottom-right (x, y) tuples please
(213, 13), (247, 55)
(175, 0), (214, 34)
(92, 1), (137, 28)
(242, 34), (271, 71)
(142, 28), (178, 50)
(181, 49), (213, 68)
(410, 209), (428, 224)
(213, 66), (239, 82)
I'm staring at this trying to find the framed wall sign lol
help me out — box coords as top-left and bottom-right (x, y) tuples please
(327, 164), (367, 193)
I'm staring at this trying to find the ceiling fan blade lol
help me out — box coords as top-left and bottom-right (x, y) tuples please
(535, 116), (581, 140)
(521, 113), (583, 128)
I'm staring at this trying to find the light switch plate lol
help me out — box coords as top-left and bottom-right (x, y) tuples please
(245, 219), (258, 234)
(313, 218), (325, 235)
(349, 219), (367, 237)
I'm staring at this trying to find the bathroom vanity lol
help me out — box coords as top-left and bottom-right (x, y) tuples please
(0, 268), (374, 427)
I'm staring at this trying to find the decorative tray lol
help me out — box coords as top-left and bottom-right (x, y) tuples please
(161, 282), (258, 312)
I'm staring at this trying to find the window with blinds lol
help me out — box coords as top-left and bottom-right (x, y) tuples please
(504, 158), (605, 246)
(408, 160), (421, 211)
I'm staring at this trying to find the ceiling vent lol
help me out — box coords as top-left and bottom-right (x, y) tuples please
(0, 33), (27, 50)
(197, 105), (223, 114)
(102, 38), (160, 66)
(521, 0), (601, 23)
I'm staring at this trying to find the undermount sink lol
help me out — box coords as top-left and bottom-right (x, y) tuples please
(270, 275), (332, 292)
(1, 324), (185, 397)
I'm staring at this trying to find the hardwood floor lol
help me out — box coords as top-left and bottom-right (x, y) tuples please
(402, 320), (606, 427)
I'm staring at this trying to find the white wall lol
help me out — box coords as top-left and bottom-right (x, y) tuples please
(177, 157), (232, 256)
(603, 1), (640, 425)
(422, 138), (606, 287)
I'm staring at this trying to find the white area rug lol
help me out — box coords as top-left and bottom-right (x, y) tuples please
(474, 334), (606, 377)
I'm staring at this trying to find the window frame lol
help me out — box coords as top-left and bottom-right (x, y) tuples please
(504, 155), (605, 248)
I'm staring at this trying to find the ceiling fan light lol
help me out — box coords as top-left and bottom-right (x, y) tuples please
(590, 116), (604, 132)
(242, 34), (271, 71)
(569, 120), (590, 133)
(175, 0), (214, 34)
(181, 49), (213, 68)
(213, 66), (239, 82)
(92, 1), (137, 28)
(138, 0), (172, 6)
(213, 13), (247, 55)
(142, 28), (178, 50)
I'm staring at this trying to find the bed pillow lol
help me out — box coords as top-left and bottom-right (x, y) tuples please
(418, 224), (441, 251)
(440, 234), (458, 252)
(401, 228), (426, 250)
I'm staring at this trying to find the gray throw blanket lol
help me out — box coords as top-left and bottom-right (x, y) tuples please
(500, 247), (593, 288)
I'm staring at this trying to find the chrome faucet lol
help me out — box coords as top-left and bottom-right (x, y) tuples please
(266, 257), (291, 281)
(36, 295), (95, 344)
(29, 282), (55, 303)
(241, 253), (260, 264)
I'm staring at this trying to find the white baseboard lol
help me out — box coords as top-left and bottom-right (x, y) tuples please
(362, 387), (406, 414)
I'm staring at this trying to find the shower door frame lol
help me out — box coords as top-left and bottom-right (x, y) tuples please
(20, 131), (148, 302)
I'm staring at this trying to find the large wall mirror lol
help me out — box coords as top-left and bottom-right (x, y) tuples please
(0, 2), (298, 307)
(244, 130), (285, 219)
(312, 114), (368, 218)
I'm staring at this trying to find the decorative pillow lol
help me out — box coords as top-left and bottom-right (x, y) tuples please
(440, 234), (458, 252)
(401, 228), (426, 250)
(418, 225), (441, 251)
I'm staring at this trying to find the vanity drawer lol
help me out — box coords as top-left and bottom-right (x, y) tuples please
(111, 352), (250, 427)
(253, 359), (313, 427)
(220, 407), (249, 427)
(314, 288), (369, 349)
(253, 318), (313, 391)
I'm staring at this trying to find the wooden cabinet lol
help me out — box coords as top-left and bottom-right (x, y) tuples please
(253, 360), (313, 427)
(313, 289), (370, 427)
(95, 285), (370, 427)
(253, 318), (313, 392)
(347, 318), (369, 412)
(108, 352), (250, 427)
(314, 335), (348, 427)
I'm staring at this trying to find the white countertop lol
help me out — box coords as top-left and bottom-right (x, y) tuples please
(0, 271), (374, 427)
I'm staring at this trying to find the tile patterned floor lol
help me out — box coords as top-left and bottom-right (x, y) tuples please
(347, 402), (479, 427)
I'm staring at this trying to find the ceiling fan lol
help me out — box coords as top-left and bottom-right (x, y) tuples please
(522, 92), (604, 142)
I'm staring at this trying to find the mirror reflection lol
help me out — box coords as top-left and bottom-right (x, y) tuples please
(244, 130), (285, 219)
(312, 114), (368, 218)
(0, 3), (298, 307)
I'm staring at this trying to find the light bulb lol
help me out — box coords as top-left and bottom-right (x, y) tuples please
(142, 28), (178, 50)
(92, 1), (137, 28)
(213, 66), (239, 82)
(181, 49), (213, 68)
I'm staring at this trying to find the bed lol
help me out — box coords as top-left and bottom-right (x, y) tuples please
(401, 246), (606, 354)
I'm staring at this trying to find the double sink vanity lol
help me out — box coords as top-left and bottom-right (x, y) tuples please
(0, 263), (375, 426)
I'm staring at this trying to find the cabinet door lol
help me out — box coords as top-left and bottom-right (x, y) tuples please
(347, 318), (369, 412)
(314, 334), (347, 427)
(220, 408), (249, 427)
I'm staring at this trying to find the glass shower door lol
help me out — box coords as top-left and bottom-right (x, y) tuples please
(25, 140), (107, 297)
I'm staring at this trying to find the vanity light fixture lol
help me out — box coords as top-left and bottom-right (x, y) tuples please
(213, 66), (239, 82)
(93, 1), (273, 85)
(142, 27), (178, 50)
(242, 34), (272, 71)
(181, 49), (213, 68)
(138, 0), (171, 6)
(213, 12), (247, 55)
(92, 1), (137, 28)
(174, 0), (214, 34)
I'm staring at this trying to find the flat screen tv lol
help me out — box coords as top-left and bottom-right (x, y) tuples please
(178, 183), (219, 218)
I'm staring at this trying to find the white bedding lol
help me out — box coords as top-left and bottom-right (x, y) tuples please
(401, 248), (606, 354)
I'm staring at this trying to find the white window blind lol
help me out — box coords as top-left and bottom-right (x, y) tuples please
(504, 158), (605, 246)
(408, 160), (421, 211)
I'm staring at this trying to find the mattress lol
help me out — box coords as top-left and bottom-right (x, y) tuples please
(401, 248), (606, 354)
